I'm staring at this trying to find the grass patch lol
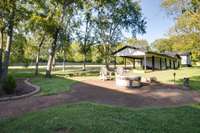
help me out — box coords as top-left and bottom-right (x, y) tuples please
(9, 70), (77, 96)
(130, 66), (200, 90)
(8, 66), (200, 93)
(0, 102), (200, 133)
(31, 76), (76, 95)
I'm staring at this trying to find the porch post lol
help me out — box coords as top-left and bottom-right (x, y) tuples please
(170, 59), (172, 69)
(173, 60), (175, 69)
(160, 58), (162, 70)
(152, 56), (155, 71)
(144, 55), (147, 71)
(165, 58), (167, 69)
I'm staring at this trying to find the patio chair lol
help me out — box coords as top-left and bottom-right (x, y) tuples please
(99, 67), (112, 81)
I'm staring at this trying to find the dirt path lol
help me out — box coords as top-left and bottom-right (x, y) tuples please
(0, 79), (200, 118)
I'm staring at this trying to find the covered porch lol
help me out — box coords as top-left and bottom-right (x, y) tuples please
(113, 46), (180, 71)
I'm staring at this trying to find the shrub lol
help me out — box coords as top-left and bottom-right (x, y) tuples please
(2, 75), (16, 94)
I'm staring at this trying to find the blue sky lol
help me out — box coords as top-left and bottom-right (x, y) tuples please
(136, 0), (175, 43)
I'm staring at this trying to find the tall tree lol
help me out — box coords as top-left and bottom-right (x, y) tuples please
(0, 18), (6, 79)
(0, 0), (31, 79)
(76, 3), (95, 71)
(162, 0), (200, 61)
(1, 0), (16, 80)
(28, 0), (54, 76)
(45, 0), (80, 78)
(94, 0), (146, 69)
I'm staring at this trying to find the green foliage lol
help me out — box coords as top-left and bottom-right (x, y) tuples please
(161, 0), (200, 62)
(91, 46), (103, 63)
(152, 33), (200, 61)
(2, 75), (16, 94)
(22, 58), (31, 68)
(125, 38), (149, 50)
(152, 38), (173, 52)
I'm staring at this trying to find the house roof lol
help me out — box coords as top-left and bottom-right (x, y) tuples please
(113, 46), (181, 59)
(179, 52), (192, 56)
(162, 51), (181, 58)
(112, 45), (146, 55)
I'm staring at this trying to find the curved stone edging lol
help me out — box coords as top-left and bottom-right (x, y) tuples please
(0, 79), (40, 102)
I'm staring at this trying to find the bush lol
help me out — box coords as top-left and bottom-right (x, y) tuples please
(2, 75), (16, 94)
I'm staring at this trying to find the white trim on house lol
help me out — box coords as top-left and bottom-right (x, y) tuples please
(113, 46), (181, 70)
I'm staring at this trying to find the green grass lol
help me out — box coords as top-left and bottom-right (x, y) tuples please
(2, 66), (200, 132)
(8, 66), (200, 94)
(0, 102), (200, 133)
(9, 69), (77, 96)
(31, 76), (77, 95)
(8, 66), (100, 95)
(130, 66), (200, 90)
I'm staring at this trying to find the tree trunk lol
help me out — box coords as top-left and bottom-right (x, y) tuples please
(45, 1), (70, 78)
(1, 6), (15, 80)
(35, 47), (41, 76)
(46, 53), (54, 78)
(45, 29), (59, 78)
(104, 44), (110, 70)
(0, 30), (3, 78)
(35, 35), (45, 76)
(105, 57), (110, 70)
(82, 53), (86, 71)
(63, 50), (66, 71)
(52, 57), (56, 71)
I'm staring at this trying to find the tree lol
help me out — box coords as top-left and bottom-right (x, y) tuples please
(0, 0), (31, 80)
(151, 38), (173, 52)
(11, 33), (27, 64)
(28, 0), (55, 76)
(1, 0), (16, 80)
(45, 0), (81, 78)
(0, 17), (6, 79)
(94, 0), (146, 69)
(125, 38), (149, 50)
(162, 0), (200, 61)
(75, 3), (95, 71)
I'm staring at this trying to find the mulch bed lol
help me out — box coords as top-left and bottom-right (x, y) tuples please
(0, 78), (35, 98)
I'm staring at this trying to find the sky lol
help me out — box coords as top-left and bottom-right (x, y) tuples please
(136, 0), (175, 44)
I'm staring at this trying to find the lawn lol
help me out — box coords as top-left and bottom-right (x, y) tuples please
(9, 69), (78, 96)
(8, 66), (100, 96)
(129, 66), (200, 90)
(31, 76), (76, 95)
(0, 102), (200, 133)
(8, 66), (200, 95)
(1, 66), (200, 132)
(148, 66), (200, 90)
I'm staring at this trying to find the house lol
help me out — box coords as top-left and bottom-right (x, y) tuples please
(113, 46), (181, 70)
(163, 51), (192, 67)
(179, 52), (192, 67)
